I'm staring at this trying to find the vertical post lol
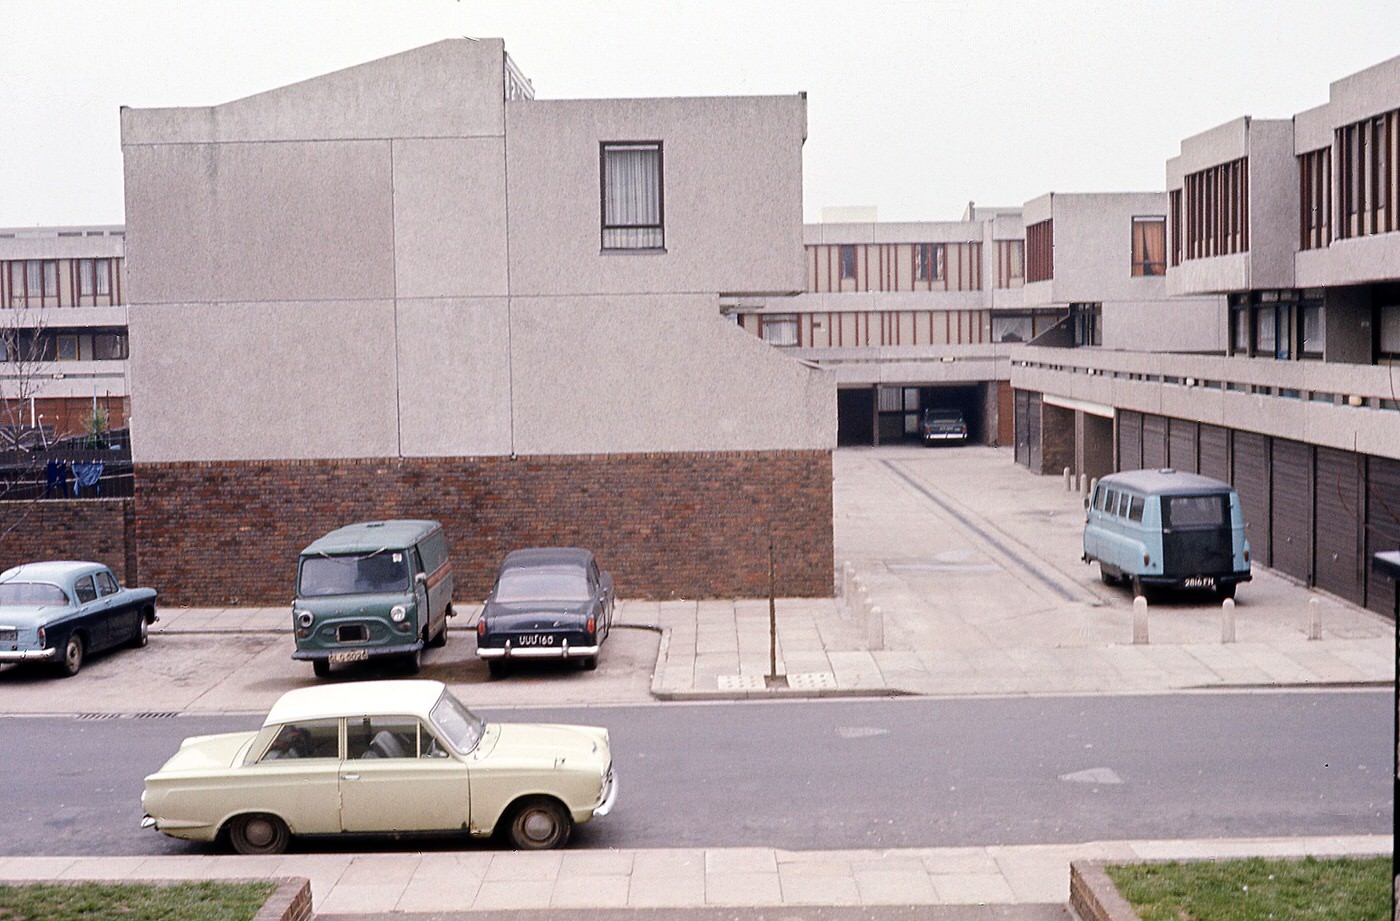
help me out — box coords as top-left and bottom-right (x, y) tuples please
(768, 535), (778, 681)
(1132, 595), (1149, 644)
(1307, 597), (1322, 640)
(1221, 597), (1236, 643)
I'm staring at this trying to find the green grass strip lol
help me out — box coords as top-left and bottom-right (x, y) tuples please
(1106, 856), (1391, 921)
(0, 880), (277, 921)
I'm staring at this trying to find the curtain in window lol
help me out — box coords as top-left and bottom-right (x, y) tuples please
(1132, 218), (1166, 276)
(79, 259), (94, 295)
(96, 260), (110, 295)
(603, 144), (662, 249)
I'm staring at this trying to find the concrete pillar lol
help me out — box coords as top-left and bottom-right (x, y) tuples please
(1221, 597), (1236, 643)
(868, 605), (884, 651)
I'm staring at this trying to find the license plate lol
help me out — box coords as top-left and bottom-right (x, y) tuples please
(329, 649), (369, 664)
(517, 634), (556, 647)
(0, 629), (15, 643)
(1183, 576), (1215, 589)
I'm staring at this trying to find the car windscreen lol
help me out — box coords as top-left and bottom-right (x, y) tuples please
(298, 550), (410, 597)
(0, 582), (70, 606)
(430, 690), (487, 754)
(926, 411), (963, 424)
(494, 565), (590, 603)
(1163, 494), (1228, 529)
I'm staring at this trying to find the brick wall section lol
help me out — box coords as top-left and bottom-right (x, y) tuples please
(135, 450), (834, 606)
(0, 499), (137, 582)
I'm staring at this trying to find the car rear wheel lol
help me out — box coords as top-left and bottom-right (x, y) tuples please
(128, 616), (150, 649)
(505, 797), (571, 849)
(57, 634), (84, 677)
(580, 656), (598, 671)
(312, 659), (331, 678)
(227, 813), (290, 855)
(487, 660), (509, 679)
(1217, 582), (1237, 601)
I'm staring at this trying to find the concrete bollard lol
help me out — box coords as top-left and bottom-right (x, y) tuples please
(1064, 467), (1073, 490)
(1307, 597), (1322, 640)
(868, 605), (885, 651)
(1080, 474), (1089, 495)
(1132, 595), (1149, 644)
(1221, 597), (1236, 644)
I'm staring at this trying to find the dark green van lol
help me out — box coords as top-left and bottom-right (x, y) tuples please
(291, 520), (454, 678)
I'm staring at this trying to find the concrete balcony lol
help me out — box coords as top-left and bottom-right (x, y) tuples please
(785, 343), (1013, 387)
(1010, 345), (1400, 460)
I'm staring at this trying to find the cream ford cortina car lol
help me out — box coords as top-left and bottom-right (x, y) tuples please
(141, 680), (616, 853)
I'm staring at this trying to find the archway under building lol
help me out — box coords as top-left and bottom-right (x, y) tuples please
(837, 383), (996, 447)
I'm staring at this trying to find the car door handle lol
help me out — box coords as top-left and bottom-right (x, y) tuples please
(340, 773), (360, 781)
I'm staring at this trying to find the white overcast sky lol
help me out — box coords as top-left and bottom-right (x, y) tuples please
(3, 0), (1396, 227)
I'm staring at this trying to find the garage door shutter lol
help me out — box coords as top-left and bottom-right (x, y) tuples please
(1014, 390), (1030, 467)
(1168, 418), (1199, 473)
(1271, 438), (1312, 584)
(1232, 431), (1271, 566)
(1142, 415), (1168, 470)
(1118, 411), (1142, 471)
(1366, 455), (1400, 617)
(1199, 424), (1229, 482)
(1027, 392), (1043, 473)
(1314, 447), (1363, 604)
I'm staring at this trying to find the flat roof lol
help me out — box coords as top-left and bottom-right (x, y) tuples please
(1100, 468), (1234, 495)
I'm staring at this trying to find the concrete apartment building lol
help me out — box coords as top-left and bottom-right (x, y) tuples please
(118, 38), (835, 605)
(0, 226), (130, 441)
(1012, 54), (1400, 616)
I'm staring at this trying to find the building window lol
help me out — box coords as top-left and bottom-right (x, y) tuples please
(1169, 190), (1183, 266)
(1230, 305), (1251, 355)
(1300, 303), (1325, 358)
(1071, 303), (1102, 346)
(1025, 220), (1053, 282)
(1184, 158), (1248, 259)
(838, 245), (857, 280)
(1336, 108), (1398, 239)
(914, 243), (943, 283)
(79, 259), (94, 296)
(1131, 217), (1167, 276)
(759, 314), (798, 347)
(93, 331), (127, 360)
(96, 259), (110, 295)
(1378, 304), (1400, 360)
(996, 240), (1023, 288)
(600, 142), (663, 250)
(55, 335), (79, 361)
(1298, 147), (1332, 250)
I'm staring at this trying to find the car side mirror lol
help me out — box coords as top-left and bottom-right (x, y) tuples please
(415, 573), (427, 585)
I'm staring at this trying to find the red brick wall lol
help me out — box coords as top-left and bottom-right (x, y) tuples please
(0, 499), (137, 583)
(135, 450), (834, 606)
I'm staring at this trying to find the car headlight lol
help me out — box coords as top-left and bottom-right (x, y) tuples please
(391, 605), (407, 623)
(295, 610), (314, 629)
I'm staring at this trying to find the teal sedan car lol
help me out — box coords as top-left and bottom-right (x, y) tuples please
(0, 561), (158, 676)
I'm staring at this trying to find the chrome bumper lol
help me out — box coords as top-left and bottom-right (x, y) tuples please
(0, 648), (56, 663)
(593, 766), (619, 818)
(476, 641), (601, 660)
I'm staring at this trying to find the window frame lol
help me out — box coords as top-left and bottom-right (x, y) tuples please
(1130, 216), (1167, 277)
(599, 141), (665, 252)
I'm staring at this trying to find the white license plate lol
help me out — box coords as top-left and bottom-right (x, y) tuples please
(1183, 576), (1215, 589)
(329, 649), (369, 664)
(518, 634), (556, 647)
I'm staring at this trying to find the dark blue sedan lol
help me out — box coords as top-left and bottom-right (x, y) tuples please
(0, 561), (158, 677)
(475, 548), (615, 678)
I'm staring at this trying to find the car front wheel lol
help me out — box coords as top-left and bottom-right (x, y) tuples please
(57, 634), (84, 677)
(227, 813), (290, 855)
(506, 797), (571, 849)
(128, 616), (150, 649)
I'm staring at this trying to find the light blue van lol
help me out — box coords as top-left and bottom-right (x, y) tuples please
(1083, 469), (1251, 599)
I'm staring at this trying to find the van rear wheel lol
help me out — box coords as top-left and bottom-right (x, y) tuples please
(1217, 582), (1237, 601)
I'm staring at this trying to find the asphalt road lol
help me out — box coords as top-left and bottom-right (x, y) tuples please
(1, 690), (1389, 856)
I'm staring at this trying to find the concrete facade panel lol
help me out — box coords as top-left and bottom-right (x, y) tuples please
(1100, 297), (1225, 351)
(395, 297), (513, 457)
(391, 138), (510, 298)
(1297, 233), (1400, 288)
(508, 294), (835, 454)
(122, 140), (396, 304)
(1246, 120), (1299, 289)
(504, 96), (807, 297)
(127, 301), (401, 462)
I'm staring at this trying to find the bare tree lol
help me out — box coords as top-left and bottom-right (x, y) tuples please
(0, 304), (56, 534)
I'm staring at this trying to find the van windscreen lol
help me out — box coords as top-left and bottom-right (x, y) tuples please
(299, 550), (410, 596)
(1163, 494), (1227, 529)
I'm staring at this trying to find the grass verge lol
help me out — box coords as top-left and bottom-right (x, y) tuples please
(0, 880), (277, 921)
(1106, 855), (1390, 921)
